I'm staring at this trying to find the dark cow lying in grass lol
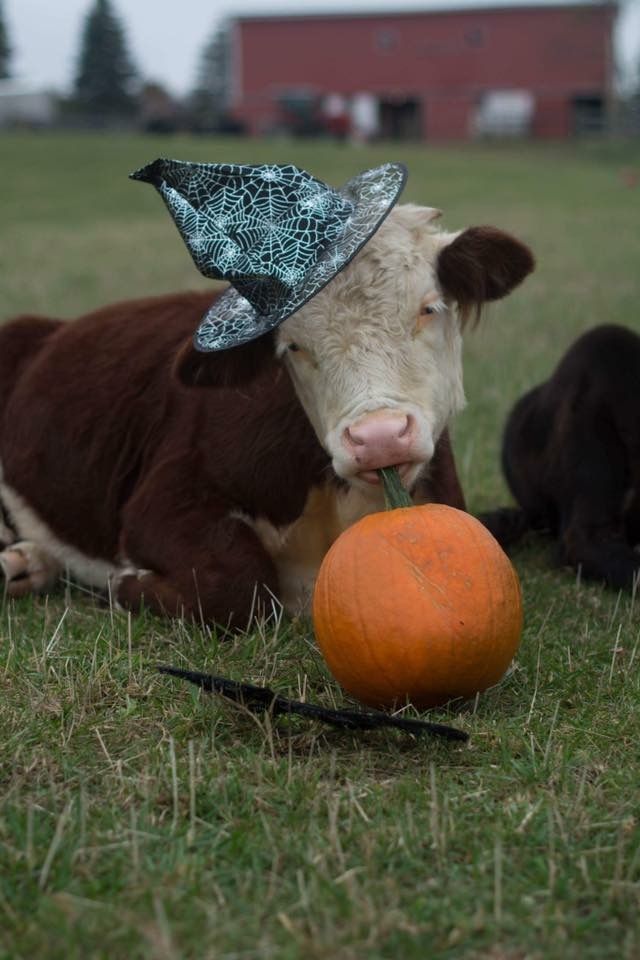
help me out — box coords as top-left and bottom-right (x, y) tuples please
(0, 206), (533, 626)
(482, 324), (640, 591)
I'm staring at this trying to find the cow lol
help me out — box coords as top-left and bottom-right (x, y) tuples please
(481, 324), (640, 590)
(0, 204), (534, 626)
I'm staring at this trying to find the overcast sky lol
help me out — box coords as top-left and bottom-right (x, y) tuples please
(5, 0), (640, 95)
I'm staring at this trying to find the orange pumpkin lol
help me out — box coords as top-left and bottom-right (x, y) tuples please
(313, 500), (522, 710)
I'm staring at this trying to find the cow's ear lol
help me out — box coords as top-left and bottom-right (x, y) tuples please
(437, 226), (534, 310)
(173, 332), (275, 388)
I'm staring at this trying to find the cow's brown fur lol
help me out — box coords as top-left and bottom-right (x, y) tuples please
(0, 290), (466, 625)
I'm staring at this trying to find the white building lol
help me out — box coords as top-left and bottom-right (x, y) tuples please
(0, 80), (56, 128)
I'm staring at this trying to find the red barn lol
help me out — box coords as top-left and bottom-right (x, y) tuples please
(227, 3), (616, 140)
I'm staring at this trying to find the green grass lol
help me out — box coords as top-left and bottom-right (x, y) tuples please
(1, 132), (640, 959)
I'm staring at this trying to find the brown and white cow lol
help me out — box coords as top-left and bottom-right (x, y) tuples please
(0, 205), (534, 626)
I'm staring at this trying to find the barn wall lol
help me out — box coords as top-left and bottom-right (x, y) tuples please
(233, 4), (615, 140)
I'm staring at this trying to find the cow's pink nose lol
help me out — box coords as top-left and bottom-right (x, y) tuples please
(343, 411), (414, 470)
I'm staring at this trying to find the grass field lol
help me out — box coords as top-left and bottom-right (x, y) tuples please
(1, 132), (639, 960)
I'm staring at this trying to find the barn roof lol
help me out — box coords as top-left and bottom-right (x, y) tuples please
(234, 0), (616, 20)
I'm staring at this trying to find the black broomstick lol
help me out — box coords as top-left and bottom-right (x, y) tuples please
(158, 666), (469, 742)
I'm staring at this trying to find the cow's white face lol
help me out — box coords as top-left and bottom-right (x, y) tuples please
(176, 202), (533, 494)
(275, 204), (466, 490)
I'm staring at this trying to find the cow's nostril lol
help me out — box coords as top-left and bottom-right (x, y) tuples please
(344, 426), (365, 446)
(398, 414), (411, 438)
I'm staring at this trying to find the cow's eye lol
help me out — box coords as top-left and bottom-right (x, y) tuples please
(283, 341), (316, 366)
(419, 298), (446, 318)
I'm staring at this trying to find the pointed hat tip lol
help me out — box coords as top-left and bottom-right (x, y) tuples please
(129, 157), (166, 185)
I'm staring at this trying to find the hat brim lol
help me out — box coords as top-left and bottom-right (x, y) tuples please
(193, 161), (408, 352)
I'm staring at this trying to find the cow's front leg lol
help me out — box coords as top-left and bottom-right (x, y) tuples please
(116, 516), (279, 627)
(0, 541), (62, 597)
(558, 427), (640, 590)
(561, 511), (640, 591)
(117, 463), (279, 627)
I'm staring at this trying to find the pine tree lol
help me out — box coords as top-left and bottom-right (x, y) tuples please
(0, 0), (12, 80)
(73, 0), (138, 121)
(188, 21), (232, 132)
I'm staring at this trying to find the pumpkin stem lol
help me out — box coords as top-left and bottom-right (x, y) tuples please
(378, 467), (413, 510)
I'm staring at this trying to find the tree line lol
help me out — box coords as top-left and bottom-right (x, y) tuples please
(0, 0), (235, 132)
(2, 0), (639, 135)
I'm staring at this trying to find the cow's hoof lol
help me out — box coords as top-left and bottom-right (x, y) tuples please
(0, 547), (27, 580)
(0, 547), (33, 598)
(0, 542), (60, 597)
